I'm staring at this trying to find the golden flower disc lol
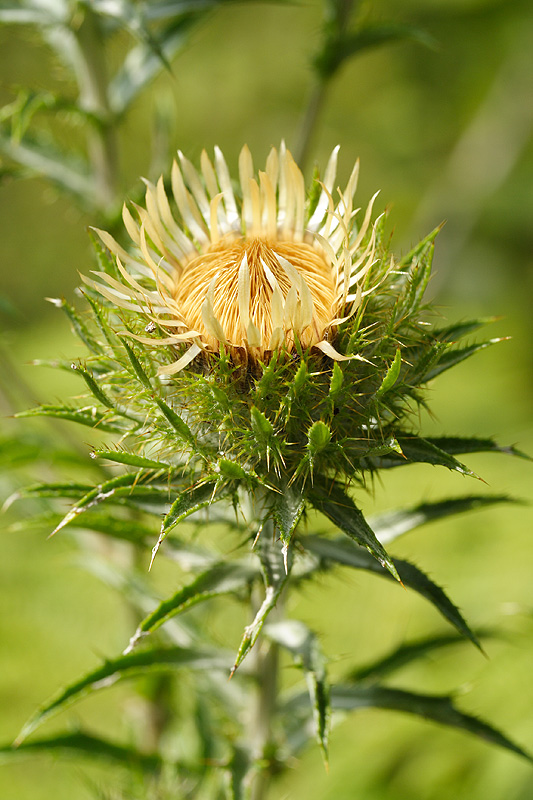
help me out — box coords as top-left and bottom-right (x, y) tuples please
(174, 235), (336, 355)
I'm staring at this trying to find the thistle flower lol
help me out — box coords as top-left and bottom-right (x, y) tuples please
(86, 144), (380, 374)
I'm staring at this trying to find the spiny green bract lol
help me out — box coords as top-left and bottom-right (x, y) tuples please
(41, 219), (496, 501)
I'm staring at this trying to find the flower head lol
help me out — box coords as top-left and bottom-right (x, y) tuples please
(86, 144), (379, 375)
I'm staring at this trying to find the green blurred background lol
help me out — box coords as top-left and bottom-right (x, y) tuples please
(1, 0), (533, 798)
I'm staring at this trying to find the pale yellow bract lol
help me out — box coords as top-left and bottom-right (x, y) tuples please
(85, 144), (380, 375)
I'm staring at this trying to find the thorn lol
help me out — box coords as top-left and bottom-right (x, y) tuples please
(149, 532), (164, 570)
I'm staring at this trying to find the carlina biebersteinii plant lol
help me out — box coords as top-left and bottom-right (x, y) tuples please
(11, 143), (532, 798)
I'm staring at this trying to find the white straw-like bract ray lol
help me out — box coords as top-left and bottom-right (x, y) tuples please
(89, 144), (386, 374)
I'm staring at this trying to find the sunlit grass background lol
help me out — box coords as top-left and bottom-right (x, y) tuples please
(1, 0), (533, 797)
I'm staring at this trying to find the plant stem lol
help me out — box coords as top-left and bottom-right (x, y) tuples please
(72, 6), (118, 213)
(294, 78), (329, 173)
(295, 0), (357, 172)
(249, 626), (279, 800)
(243, 500), (281, 800)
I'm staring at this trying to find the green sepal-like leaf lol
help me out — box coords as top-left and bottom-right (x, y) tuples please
(300, 534), (481, 650)
(375, 347), (401, 397)
(125, 560), (258, 652)
(328, 685), (532, 763)
(328, 361), (343, 401)
(370, 494), (516, 545)
(265, 619), (329, 763)
(307, 421), (332, 455)
(16, 405), (127, 433)
(155, 397), (194, 444)
(16, 646), (235, 745)
(309, 483), (400, 582)
(231, 530), (290, 675)
(250, 405), (274, 439)
(120, 337), (154, 390)
(1, 731), (166, 772)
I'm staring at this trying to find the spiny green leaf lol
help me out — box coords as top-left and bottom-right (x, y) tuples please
(108, 16), (198, 115)
(1, 731), (166, 772)
(16, 405), (128, 433)
(51, 474), (168, 536)
(16, 646), (235, 745)
(370, 494), (517, 545)
(328, 685), (532, 762)
(81, 287), (120, 351)
(0, 134), (95, 202)
(432, 317), (497, 343)
(348, 633), (489, 683)
(231, 530), (290, 675)
(125, 560), (258, 652)
(154, 481), (224, 563)
(13, 481), (94, 501)
(423, 338), (505, 382)
(428, 436), (532, 461)
(364, 435), (478, 476)
(91, 448), (172, 471)
(309, 483), (400, 582)
(48, 297), (104, 355)
(273, 483), (305, 555)
(398, 225), (442, 268)
(300, 534), (481, 649)
(315, 21), (436, 79)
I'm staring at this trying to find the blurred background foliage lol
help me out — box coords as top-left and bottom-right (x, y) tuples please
(1, 0), (532, 798)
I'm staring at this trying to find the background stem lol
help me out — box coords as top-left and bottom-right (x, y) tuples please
(249, 632), (279, 800)
(72, 6), (118, 212)
(294, 79), (329, 172)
